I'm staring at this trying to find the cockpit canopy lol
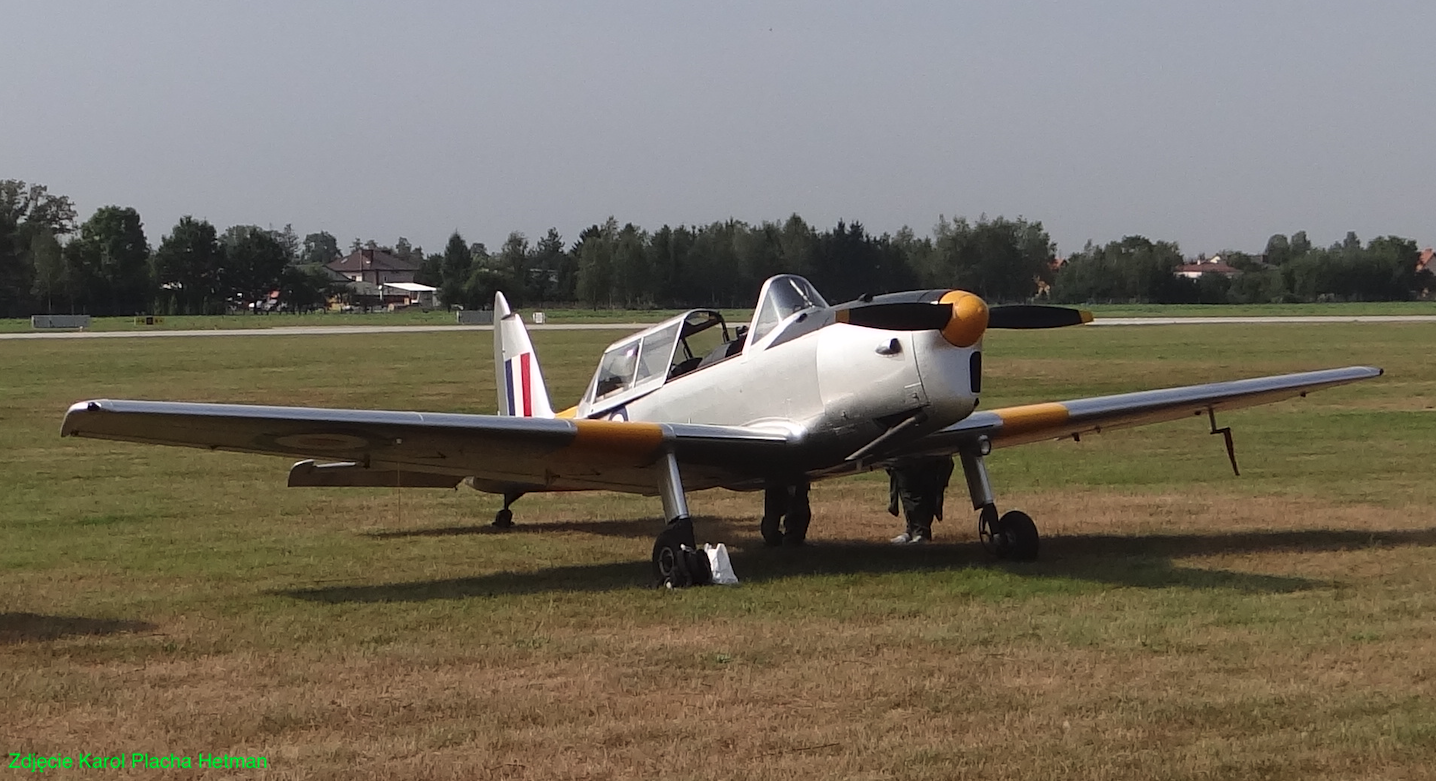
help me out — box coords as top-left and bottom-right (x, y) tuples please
(747, 275), (827, 346)
(577, 275), (832, 417)
(581, 309), (733, 415)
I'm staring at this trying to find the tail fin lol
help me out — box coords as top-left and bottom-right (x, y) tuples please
(494, 292), (555, 418)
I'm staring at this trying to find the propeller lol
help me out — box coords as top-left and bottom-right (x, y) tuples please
(988, 304), (1093, 330)
(834, 302), (952, 332)
(834, 293), (1091, 348)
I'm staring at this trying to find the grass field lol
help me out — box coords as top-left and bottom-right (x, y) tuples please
(4, 321), (1436, 779)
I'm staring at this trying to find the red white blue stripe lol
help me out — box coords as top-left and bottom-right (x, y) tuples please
(504, 352), (534, 416)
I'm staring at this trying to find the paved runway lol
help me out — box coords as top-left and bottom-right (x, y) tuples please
(4, 315), (1436, 340)
(0, 323), (651, 340)
(1091, 315), (1436, 326)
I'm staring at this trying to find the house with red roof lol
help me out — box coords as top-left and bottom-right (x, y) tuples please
(325, 248), (422, 287)
(1175, 256), (1240, 279)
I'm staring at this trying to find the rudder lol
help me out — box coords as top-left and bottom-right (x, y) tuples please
(494, 292), (555, 418)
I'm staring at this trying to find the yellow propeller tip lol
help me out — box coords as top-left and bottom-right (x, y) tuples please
(1080, 310), (1094, 324)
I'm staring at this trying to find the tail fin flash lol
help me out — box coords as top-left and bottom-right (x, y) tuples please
(494, 292), (555, 418)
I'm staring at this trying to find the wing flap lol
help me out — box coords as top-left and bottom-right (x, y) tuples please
(287, 460), (468, 488)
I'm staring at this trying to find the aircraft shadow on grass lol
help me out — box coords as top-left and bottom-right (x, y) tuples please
(283, 521), (1436, 604)
(0, 612), (158, 645)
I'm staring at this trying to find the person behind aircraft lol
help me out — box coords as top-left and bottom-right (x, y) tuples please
(761, 480), (811, 547)
(887, 457), (955, 544)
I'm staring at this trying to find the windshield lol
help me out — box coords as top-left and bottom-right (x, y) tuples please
(749, 275), (828, 345)
(634, 323), (681, 384)
(593, 338), (641, 400)
(590, 322), (682, 401)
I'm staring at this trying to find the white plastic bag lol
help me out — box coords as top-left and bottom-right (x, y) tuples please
(703, 543), (739, 585)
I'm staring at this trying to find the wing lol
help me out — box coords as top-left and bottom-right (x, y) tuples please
(896, 366), (1382, 455)
(59, 400), (795, 494)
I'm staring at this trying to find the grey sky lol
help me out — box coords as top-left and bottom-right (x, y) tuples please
(5, 1), (1432, 258)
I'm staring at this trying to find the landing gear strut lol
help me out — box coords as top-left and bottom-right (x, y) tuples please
(650, 450), (711, 588)
(961, 441), (1039, 561)
(491, 491), (523, 529)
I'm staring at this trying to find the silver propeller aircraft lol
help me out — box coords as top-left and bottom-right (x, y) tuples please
(61, 274), (1380, 586)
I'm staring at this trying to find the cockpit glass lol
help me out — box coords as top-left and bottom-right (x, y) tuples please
(591, 322), (682, 401)
(634, 323), (680, 384)
(593, 338), (641, 399)
(749, 275), (828, 344)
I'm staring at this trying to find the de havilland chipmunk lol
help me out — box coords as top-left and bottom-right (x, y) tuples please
(61, 274), (1381, 586)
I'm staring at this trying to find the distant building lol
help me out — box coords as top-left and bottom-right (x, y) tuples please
(1418, 248), (1434, 275)
(1035, 256), (1066, 296)
(382, 282), (438, 309)
(1175, 255), (1240, 279)
(325, 248), (422, 286)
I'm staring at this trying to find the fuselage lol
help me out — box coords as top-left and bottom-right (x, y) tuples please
(567, 276), (985, 483)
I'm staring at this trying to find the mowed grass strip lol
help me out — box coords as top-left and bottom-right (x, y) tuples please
(3, 323), (1435, 780)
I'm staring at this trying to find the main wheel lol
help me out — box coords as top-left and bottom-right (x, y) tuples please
(998, 510), (1039, 561)
(652, 537), (687, 588)
(652, 518), (704, 588)
(492, 508), (514, 528)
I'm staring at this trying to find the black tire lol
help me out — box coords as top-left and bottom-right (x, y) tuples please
(684, 545), (713, 586)
(492, 508), (514, 528)
(652, 537), (687, 588)
(652, 518), (700, 588)
(999, 510), (1039, 561)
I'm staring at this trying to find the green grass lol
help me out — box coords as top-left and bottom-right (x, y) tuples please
(3, 322), (1436, 779)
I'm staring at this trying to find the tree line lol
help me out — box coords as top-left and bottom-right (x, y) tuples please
(2, 178), (1429, 318)
(428, 214), (1056, 311)
(1051, 232), (1430, 305)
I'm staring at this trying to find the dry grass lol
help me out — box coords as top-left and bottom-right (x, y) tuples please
(4, 322), (1436, 779)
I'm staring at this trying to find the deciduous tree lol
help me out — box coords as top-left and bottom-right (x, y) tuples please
(300, 231), (341, 267)
(221, 225), (289, 311)
(153, 216), (225, 314)
(65, 206), (151, 315)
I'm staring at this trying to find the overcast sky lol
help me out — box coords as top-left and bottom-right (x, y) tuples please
(4, 1), (1432, 257)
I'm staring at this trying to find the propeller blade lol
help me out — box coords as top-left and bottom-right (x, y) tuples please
(835, 302), (953, 331)
(987, 305), (1092, 329)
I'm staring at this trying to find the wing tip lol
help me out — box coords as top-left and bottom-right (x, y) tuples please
(60, 400), (106, 437)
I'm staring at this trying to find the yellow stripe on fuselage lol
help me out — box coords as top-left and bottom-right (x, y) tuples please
(566, 419), (665, 460)
(554, 405), (579, 419)
(993, 402), (1070, 437)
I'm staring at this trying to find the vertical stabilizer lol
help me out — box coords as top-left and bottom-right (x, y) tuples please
(494, 292), (555, 418)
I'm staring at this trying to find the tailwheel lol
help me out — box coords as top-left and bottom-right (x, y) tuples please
(491, 490), (523, 529)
